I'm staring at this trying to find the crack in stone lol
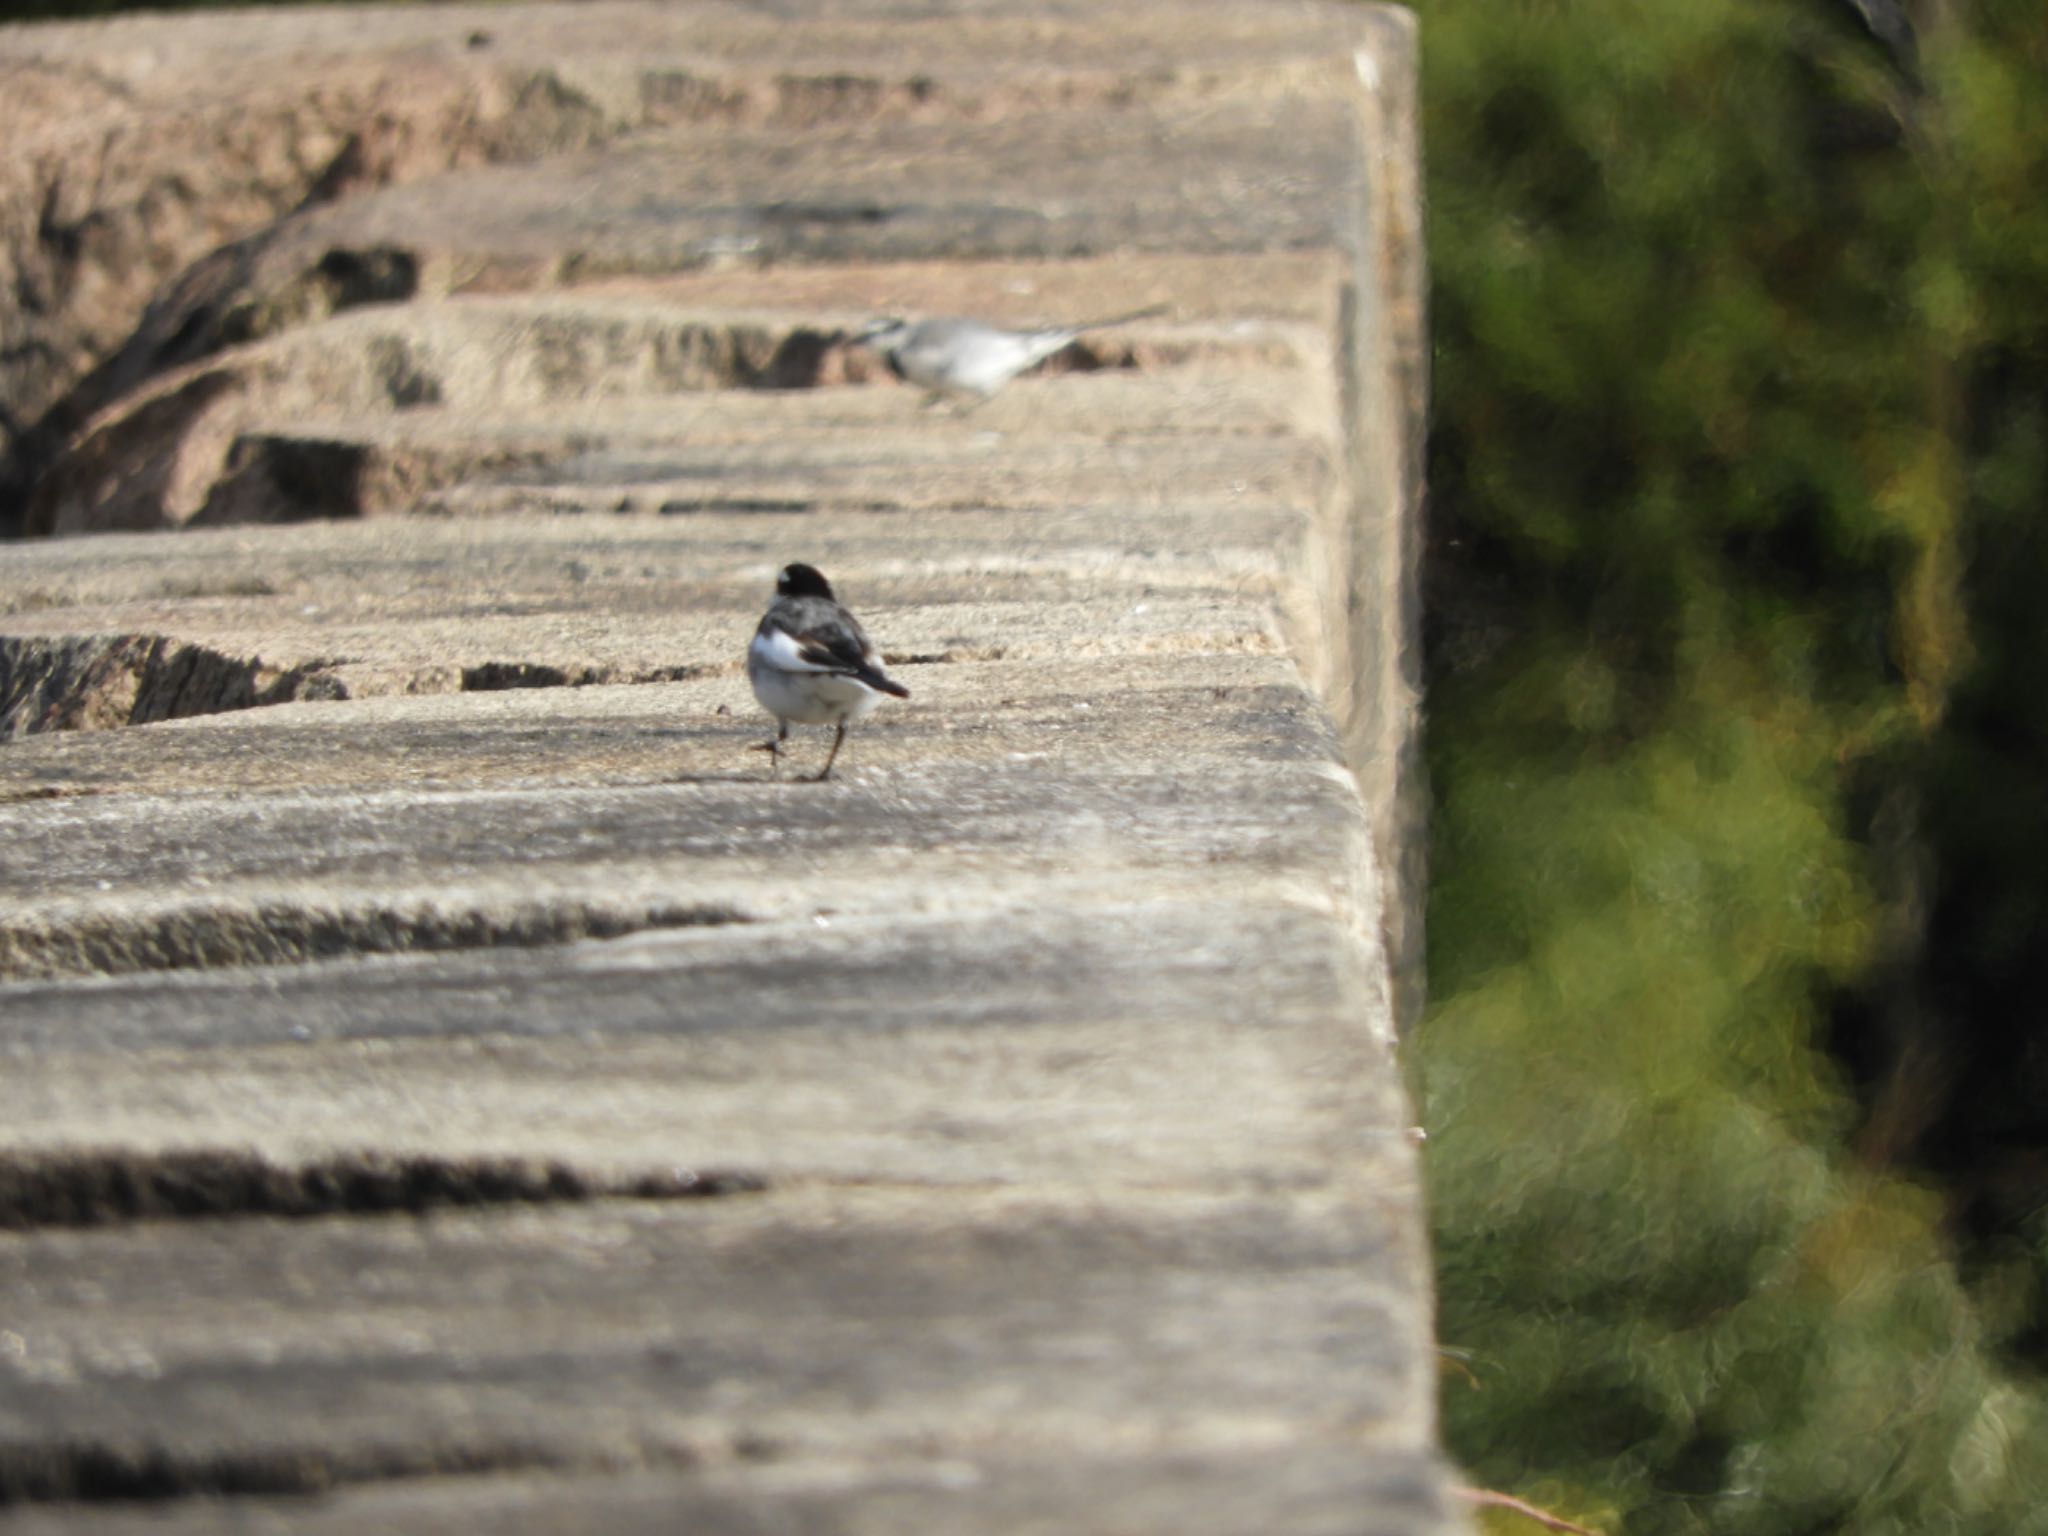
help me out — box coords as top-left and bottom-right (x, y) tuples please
(0, 632), (723, 743)
(0, 1436), (584, 1508)
(0, 634), (346, 741)
(0, 898), (754, 984)
(459, 661), (713, 691)
(0, 1147), (762, 1233)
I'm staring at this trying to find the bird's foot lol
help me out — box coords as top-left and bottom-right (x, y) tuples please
(749, 738), (783, 779)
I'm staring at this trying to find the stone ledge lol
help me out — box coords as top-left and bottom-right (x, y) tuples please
(0, 1450), (1458, 1536)
(0, 1), (1446, 1530)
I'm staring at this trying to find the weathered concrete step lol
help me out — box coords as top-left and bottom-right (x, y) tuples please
(0, 1148), (749, 1232)
(0, 898), (1394, 1187)
(1, 696), (1353, 894)
(0, 506), (1311, 625)
(0, 1190), (1431, 1509)
(557, 250), (1338, 321)
(0, 507), (1316, 732)
(202, 92), (1362, 284)
(433, 398), (1332, 508)
(188, 396), (1330, 528)
(0, 649), (1318, 795)
(284, 94), (1359, 272)
(189, 402), (1322, 524)
(82, 245), (1337, 487)
(39, 359), (1333, 533)
(0, 593), (1287, 731)
(117, 290), (1289, 406)
(0, 1447), (1457, 1536)
(0, 735), (1367, 974)
(21, 66), (1353, 535)
(1, 0), (1364, 528)
(1, 3), (1440, 1530)
(5, 1), (1372, 122)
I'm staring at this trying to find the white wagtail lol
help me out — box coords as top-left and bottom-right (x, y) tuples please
(852, 304), (1168, 404)
(747, 563), (910, 781)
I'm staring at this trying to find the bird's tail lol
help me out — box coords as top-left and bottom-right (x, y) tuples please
(859, 664), (912, 699)
(1067, 303), (1170, 333)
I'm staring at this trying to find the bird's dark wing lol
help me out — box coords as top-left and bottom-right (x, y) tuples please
(792, 619), (875, 676)
(765, 603), (911, 699)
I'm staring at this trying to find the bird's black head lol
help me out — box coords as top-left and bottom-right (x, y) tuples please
(776, 563), (836, 600)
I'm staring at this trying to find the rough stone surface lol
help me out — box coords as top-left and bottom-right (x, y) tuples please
(0, 1), (1441, 1531)
(0, 1453), (1456, 1536)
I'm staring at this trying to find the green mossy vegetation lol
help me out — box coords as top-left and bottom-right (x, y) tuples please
(1416, 2), (2048, 1530)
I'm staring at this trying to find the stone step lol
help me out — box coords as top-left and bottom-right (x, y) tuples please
(0, 1), (1441, 1530)
(0, 508), (1317, 734)
(0, 897), (1396, 1184)
(0, 722), (1368, 968)
(0, 1449), (1456, 1536)
(35, 313), (1331, 532)
(0, 1190), (1432, 1514)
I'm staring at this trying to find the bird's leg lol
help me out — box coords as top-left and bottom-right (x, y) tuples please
(812, 722), (848, 782)
(750, 720), (788, 778)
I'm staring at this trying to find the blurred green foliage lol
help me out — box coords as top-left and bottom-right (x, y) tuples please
(1416, 1), (2048, 1530)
